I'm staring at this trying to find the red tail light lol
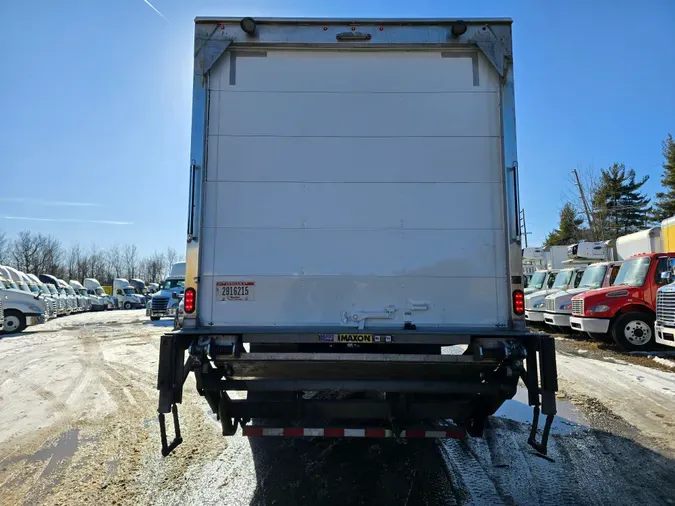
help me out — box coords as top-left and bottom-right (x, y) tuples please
(512, 289), (525, 316)
(184, 287), (196, 313)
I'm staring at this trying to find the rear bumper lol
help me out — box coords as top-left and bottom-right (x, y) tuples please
(569, 316), (610, 334)
(544, 312), (570, 327)
(156, 329), (559, 456)
(655, 323), (675, 348)
(525, 310), (545, 322)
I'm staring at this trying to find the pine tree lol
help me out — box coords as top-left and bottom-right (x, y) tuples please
(544, 203), (584, 246)
(591, 163), (650, 237)
(652, 134), (675, 222)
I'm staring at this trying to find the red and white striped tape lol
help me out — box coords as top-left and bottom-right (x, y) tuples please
(242, 427), (466, 439)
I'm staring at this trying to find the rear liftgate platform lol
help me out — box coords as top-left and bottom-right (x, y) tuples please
(157, 331), (558, 457)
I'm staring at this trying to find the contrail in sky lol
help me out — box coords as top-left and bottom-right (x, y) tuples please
(0, 197), (100, 207)
(142, 0), (169, 22)
(3, 216), (133, 226)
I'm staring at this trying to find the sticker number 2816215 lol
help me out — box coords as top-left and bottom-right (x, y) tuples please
(217, 281), (255, 301)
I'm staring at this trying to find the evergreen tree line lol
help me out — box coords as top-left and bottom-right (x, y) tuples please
(0, 230), (182, 285)
(544, 134), (675, 246)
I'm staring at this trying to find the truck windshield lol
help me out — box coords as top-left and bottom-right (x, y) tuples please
(0, 279), (6, 289)
(578, 265), (607, 289)
(552, 270), (574, 289)
(29, 284), (40, 294)
(17, 282), (30, 292)
(123, 288), (136, 295)
(6, 279), (19, 290)
(48, 285), (58, 295)
(39, 285), (51, 295)
(162, 280), (185, 290)
(96, 287), (106, 296)
(79, 289), (88, 296)
(613, 257), (651, 287)
(529, 271), (547, 290)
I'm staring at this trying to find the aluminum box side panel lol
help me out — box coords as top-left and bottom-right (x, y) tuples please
(196, 48), (509, 329)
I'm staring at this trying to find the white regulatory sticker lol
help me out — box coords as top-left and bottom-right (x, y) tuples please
(217, 281), (255, 301)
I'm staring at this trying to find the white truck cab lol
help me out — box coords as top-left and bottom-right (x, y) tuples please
(544, 261), (622, 328)
(59, 279), (84, 312)
(71, 280), (105, 311)
(83, 278), (115, 310)
(30, 274), (66, 316)
(1, 266), (55, 320)
(39, 274), (75, 315)
(113, 278), (144, 309)
(525, 267), (586, 323)
(24, 274), (59, 318)
(0, 272), (47, 333)
(524, 269), (558, 295)
(147, 262), (185, 321)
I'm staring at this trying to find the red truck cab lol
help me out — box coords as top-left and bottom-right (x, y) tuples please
(569, 252), (675, 350)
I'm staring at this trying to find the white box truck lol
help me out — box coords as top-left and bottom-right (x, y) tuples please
(156, 17), (558, 457)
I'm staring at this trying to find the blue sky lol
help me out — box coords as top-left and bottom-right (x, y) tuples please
(1, 0), (673, 253)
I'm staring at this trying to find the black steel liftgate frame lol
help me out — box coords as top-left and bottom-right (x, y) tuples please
(156, 332), (558, 457)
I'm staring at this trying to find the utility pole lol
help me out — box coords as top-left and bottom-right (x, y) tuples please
(520, 209), (530, 247)
(572, 168), (594, 238)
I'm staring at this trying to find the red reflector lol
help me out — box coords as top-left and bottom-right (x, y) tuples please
(184, 287), (196, 313)
(324, 428), (344, 437)
(285, 427), (304, 437)
(364, 428), (386, 437)
(512, 289), (525, 316)
(404, 429), (425, 438)
(242, 426), (263, 436)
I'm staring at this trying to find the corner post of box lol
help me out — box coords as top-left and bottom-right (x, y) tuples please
(184, 25), (233, 327)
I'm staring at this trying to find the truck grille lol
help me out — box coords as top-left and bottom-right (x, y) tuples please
(656, 291), (675, 324)
(545, 298), (555, 313)
(572, 299), (584, 316)
(152, 298), (169, 311)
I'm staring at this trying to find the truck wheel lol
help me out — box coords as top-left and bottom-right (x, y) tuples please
(123, 301), (132, 310)
(150, 316), (160, 321)
(611, 312), (655, 351)
(3, 310), (27, 334)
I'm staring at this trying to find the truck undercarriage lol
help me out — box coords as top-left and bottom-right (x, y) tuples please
(157, 330), (558, 457)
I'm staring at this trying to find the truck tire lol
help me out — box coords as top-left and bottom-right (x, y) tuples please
(150, 316), (160, 321)
(611, 312), (655, 351)
(3, 310), (27, 334)
(123, 301), (132, 310)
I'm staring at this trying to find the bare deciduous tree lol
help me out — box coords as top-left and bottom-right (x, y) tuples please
(3, 229), (179, 284)
(0, 231), (9, 265)
(123, 244), (139, 280)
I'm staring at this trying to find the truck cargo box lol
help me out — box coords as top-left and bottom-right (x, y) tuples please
(157, 17), (557, 458)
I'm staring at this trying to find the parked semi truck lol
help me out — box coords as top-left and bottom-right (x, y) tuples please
(113, 278), (144, 309)
(155, 17), (558, 457)
(0, 272), (47, 333)
(147, 262), (185, 321)
(570, 226), (672, 350)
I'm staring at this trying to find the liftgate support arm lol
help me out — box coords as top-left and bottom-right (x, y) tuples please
(157, 333), (193, 456)
(525, 335), (558, 456)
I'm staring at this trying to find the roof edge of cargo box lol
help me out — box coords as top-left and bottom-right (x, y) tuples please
(195, 17), (513, 24)
(194, 17), (514, 77)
